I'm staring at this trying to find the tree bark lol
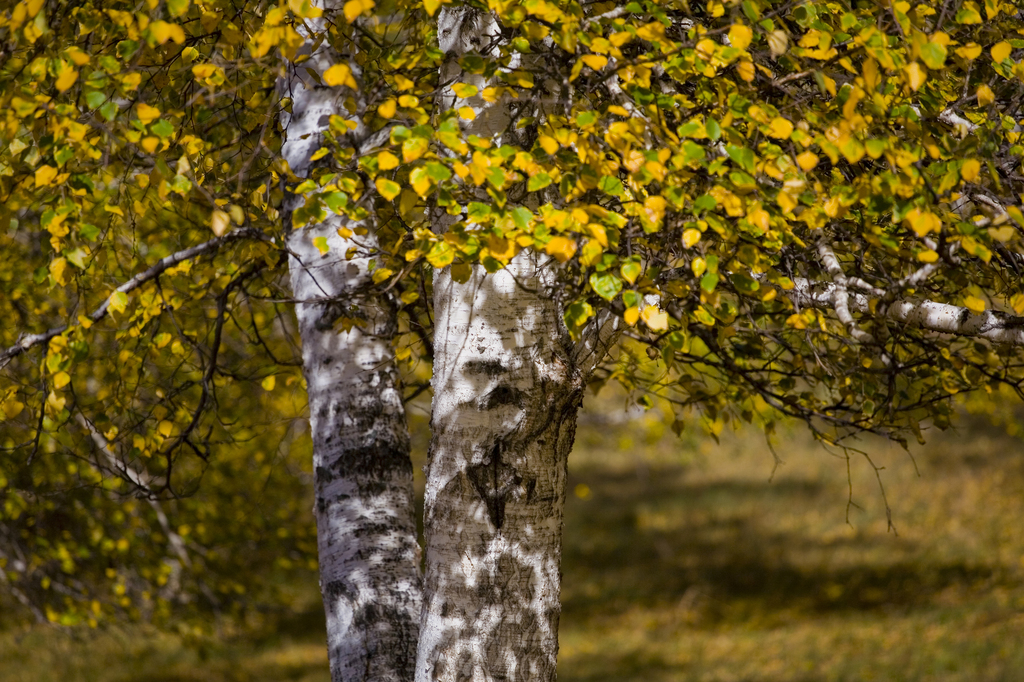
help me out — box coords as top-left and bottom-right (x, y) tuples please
(282, 7), (421, 680)
(417, 255), (585, 682)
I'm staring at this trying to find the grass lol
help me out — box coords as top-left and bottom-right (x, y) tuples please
(3, 400), (1024, 681)
(559, 403), (1024, 682)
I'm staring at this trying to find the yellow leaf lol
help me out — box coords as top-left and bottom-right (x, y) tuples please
(904, 62), (926, 91)
(544, 236), (577, 263)
(53, 371), (70, 389)
(2, 399), (24, 419)
(767, 30), (788, 57)
(402, 137), (428, 162)
(323, 63), (357, 89)
(50, 257), (68, 286)
(728, 23), (753, 51)
(538, 135), (559, 155)
(136, 102), (160, 125)
(423, 0), (442, 16)
(376, 177), (401, 200)
(158, 420), (173, 437)
(109, 291), (128, 315)
(192, 63), (221, 81)
(140, 136), (160, 153)
(956, 43), (982, 60)
(458, 106), (476, 120)
(150, 21), (186, 44)
(736, 60), (755, 82)
(682, 228), (701, 248)
(961, 159), (981, 182)
(747, 207), (770, 231)
(262, 375), (276, 391)
(488, 235), (517, 262)
(55, 66), (78, 92)
(451, 83), (478, 98)
(767, 117), (794, 139)
(963, 295), (986, 313)
(582, 54), (608, 71)
(378, 98), (397, 118)
(917, 249), (939, 263)
(977, 84), (995, 107)
(862, 58), (879, 90)
(905, 208), (942, 237)
(991, 41), (1012, 62)
(796, 151), (819, 171)
(343, 0), (373, 22)
(377, 151), (399, 171)
(641, 305), (668, 331)
(623, 306), (639, 326)
(211, 210), (230, 236)
(35, 165), (58, 187)
(288, 0), (322, 18)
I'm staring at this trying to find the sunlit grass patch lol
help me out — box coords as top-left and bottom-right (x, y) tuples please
(560, 398), (1024, 681)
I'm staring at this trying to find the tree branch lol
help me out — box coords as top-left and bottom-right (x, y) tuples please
(0, 228), (273, 370)
(782, 277), (1024, 346)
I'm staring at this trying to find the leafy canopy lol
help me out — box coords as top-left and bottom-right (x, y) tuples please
(5, 0), (1024, 627)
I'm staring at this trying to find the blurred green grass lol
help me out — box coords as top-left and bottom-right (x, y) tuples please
(3, 399), (1024, 682)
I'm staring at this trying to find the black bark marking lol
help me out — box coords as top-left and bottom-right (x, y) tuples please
(463, 358), (506, 377)
(316, 440), (412, 484)
(478, 384), (523, 410)
(467, 441), (522, 529)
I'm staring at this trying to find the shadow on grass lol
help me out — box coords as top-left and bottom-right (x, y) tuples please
(559, 418), (1024, 682)
(563, 468), (998, 623)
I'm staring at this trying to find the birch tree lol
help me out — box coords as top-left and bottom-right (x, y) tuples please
(7, 0), (1024, 681)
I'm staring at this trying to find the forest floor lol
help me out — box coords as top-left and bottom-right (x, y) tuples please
(2, 397), (1023, 682)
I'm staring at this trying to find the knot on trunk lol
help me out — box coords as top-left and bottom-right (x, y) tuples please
(466, 441), (531, 530)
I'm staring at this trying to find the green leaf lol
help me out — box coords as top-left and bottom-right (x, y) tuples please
(167, 0), (190, 18)
(589, 272), (623, 301)
(527, 173), (552, 192)
(467, 202), (492, 222)
(563, 300), (595, 330)
(598, 175), (624, 197)
(485, 166), (506, 189)
(700, 272), (719, 293)
(85, 91), (106, 109)
(99, 101), (119, 122)
(151, 120), (174, 138)
(956, 2), (982, 23)
(576, 111), (597, 127)
(510, 207), (532, 230)
(694, 194), (717, 212)
(323, 192), (349, 213)
(726, 145), (755, 173)
(705, 118), (721, 141)
(920, 42), (947, 69)
(425, 162), (451, 182)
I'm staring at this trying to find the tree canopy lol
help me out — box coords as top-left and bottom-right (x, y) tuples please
(5, 0), (1024, 635)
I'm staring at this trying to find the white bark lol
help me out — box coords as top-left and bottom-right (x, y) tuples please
(418, 254), (584, 682)
(783, 276), (1024, 345)
(282, 6), (421, 680)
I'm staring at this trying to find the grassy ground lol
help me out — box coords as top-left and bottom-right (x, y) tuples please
(3, 401), (1023, 681)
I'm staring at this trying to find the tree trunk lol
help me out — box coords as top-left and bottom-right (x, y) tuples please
(282, 8), (421, 680)
(417, 255), (585, 682)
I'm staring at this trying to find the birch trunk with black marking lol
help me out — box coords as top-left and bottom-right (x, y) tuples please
(418, 254), (585, 682)
(281, 5), (421, 680)
(415, 9), (625, 679)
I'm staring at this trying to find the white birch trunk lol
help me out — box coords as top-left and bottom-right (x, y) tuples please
(417, 255), (585, 682)
(282, 7), (421, 680)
